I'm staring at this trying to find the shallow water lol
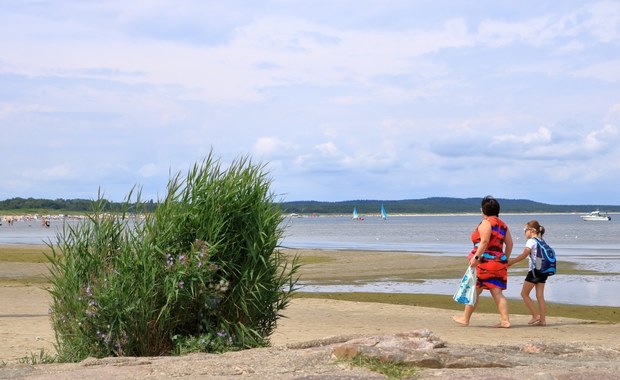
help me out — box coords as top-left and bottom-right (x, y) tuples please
(0, 218), (72, 245)
(299, 274), (620, 307)
(2, 213), (619, 307)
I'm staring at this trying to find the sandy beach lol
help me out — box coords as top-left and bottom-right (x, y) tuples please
(2, 285), (620, 359)
(1, 247), (619, 378)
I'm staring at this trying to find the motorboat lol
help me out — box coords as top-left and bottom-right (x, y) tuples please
(580, 210), (611, 221)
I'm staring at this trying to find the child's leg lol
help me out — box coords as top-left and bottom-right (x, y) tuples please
(489, 287), (510, 328)
(534, 282), (546, 325)
(521, 281), (539, 322)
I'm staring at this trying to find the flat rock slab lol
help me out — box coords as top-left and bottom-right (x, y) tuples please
(3, 329), (619, 379)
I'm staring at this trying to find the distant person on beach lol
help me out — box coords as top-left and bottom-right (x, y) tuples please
(452, 195), (514, 328)
(507, 220), (549, 326)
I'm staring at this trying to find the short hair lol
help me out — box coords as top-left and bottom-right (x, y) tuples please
(481, 195), (500, 216)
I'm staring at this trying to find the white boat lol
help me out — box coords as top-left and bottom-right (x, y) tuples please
(380, 203), (387, 220)
(580, 210), (611, 221)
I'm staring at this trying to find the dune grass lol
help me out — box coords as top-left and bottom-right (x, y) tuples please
(44, 155), (299, 362)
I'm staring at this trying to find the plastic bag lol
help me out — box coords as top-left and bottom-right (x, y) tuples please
(453, 266), (477, 306)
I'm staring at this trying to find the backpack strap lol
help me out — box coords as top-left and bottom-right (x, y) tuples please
(532, 237), (544, 258)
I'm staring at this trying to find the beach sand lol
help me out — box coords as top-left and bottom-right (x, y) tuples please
(1, 247), (619, 363)
(2, 286), (620, 379)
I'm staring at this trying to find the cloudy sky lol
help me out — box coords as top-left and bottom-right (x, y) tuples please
(1, 1), (619, 205)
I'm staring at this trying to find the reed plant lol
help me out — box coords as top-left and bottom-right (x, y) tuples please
(47, 154), (299, 361)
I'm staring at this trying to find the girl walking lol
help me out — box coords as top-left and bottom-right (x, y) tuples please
(508, 220), (550, 326)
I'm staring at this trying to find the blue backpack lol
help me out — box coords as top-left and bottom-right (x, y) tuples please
(533, 237), (556, 276)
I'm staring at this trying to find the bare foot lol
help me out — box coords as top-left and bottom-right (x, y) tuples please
(452, 316), (469, 326)
(495, 321), (511, 328)
(531, 320), (546, 326)
(527, 317), (540, 325)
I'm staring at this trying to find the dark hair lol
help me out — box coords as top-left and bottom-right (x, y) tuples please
(526, 220), (545, 237)
(481, 195), (500, 216)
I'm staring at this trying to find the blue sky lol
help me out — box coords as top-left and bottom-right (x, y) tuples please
(1, 1), (619, 205)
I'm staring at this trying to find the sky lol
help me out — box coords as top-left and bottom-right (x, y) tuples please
(1, 1), (620, 205)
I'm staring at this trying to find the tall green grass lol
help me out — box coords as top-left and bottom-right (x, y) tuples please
(47, 154), (299, 361)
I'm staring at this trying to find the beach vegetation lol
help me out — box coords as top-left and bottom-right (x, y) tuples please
(46, 154), (300, 361)
(342, 353), (417, 379)
(18, 349), (57, 365)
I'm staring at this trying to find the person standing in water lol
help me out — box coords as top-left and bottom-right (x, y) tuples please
(507, 220), (549, 326)
(452, 195), (514, 328)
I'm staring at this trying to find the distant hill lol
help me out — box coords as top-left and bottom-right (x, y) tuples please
(277, 197), (620, 215)
(0, 196), (618, 215)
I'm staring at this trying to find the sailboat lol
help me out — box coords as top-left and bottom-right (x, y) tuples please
(352, 207), (364, 221)
(380, 203), (387, 220)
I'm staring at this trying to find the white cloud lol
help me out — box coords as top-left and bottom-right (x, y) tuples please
(313, 142), (340, 156)
(584, 124), (619, 151)
(477, 17), (553, 47)
(23, 164), (77, 181)
(253, 137), (296, 157)
(572, 59), (620, 82)
(138, 163), (160, 178)
(494, 127), (553, 145)
(607, 103), (620, 122)
(585, 1), (620, 42)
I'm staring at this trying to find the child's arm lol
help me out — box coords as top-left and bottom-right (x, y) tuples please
(507, 247), (531, 267)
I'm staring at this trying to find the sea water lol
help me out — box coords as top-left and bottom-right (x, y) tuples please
(2, 213), (619, 306)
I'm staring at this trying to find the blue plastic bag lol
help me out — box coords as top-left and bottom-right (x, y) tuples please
(453, 266), (477, 306)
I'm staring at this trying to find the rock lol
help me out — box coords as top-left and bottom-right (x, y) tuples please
(330, 329), (517, 369)
(330, 329), (445, 366)
(2, 330), (620, 379)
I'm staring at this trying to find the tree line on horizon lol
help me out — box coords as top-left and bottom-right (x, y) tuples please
(0, 197), (157, 213)
(1, 196), (618, 215)
(278, 198), (619, 214)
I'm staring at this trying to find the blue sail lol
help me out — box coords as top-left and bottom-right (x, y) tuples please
(352, 207), (363, 220)
(381, 204), (387, 219)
